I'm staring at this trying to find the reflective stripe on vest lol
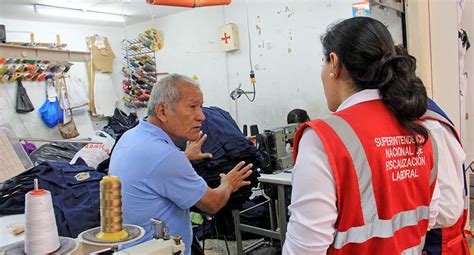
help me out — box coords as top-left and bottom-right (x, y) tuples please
(321, 115), (438, 251)
(403, 236), (426, 255)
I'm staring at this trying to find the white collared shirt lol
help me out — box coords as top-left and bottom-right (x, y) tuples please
(283, 89), (444, 254)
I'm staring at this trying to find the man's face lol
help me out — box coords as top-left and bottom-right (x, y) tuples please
(166, 82), (205, 142)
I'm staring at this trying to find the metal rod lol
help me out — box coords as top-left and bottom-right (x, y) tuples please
(232, 210), (244, 255)
(18, 137), (100, 144)
(242, 239), (266, 254)
(240, 224), (281, 239)
(239, 199), (270, 214)
(277, 185), (288, 245)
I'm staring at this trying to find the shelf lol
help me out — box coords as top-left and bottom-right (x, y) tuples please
(0, 44), (91, 62)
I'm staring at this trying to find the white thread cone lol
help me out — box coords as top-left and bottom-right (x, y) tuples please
(24, 190), (60, 255)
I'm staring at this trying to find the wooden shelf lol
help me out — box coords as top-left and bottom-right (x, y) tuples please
(0, 44), (91, 62)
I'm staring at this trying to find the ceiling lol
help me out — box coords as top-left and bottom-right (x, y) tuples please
(0, 0), (188, 26)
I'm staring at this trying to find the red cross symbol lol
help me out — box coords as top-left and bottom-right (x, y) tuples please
(221, 33), (231, 44)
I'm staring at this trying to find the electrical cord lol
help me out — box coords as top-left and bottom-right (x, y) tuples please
(230, 0), (256, 102)
(246, 0), (253, 72)
(244, 0), (256, 102)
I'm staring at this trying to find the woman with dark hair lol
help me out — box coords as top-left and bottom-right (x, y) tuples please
(287, 108), (310, 127)
(283, 17), (438, 254)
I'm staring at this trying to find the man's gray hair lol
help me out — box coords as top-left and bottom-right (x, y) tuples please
(147, 73), (201, 116)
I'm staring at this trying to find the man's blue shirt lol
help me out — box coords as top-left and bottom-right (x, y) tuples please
(110, 120), (208, 254)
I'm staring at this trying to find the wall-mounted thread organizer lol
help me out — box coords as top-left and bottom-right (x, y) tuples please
(0, 58), (73, 83)
(121, 37), (167, 109)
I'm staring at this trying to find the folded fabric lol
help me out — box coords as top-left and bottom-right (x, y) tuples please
(0, 161), (105, 238)
(183, 107), (263, 210)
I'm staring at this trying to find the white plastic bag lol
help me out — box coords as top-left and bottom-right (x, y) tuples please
(70, 131), (115, 168)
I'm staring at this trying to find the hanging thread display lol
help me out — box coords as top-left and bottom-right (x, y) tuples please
(24, 179), (60, 254)
(96, 176), (129, 241)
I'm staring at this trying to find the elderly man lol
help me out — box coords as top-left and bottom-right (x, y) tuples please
(109, 74), (253, 254)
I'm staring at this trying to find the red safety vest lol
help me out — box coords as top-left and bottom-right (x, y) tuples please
(293, 100), (437, 254)
(421, 110), (470, 255)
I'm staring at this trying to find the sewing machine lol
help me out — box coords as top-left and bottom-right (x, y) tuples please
(114, 238), (184, 255)
(113, 217), (184, 255)
(256, 124), (298, 174)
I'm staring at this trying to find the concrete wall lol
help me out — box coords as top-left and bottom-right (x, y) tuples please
(126, 0), (357, 130)
(462, 0), (474, 164)
(0, 0), (432, 140)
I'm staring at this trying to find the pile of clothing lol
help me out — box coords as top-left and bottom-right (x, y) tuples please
(103, 108), (139, 140)
(29, 142), (84, 166)
(0, 161), (105, 238)
(188, 106), (262, 209)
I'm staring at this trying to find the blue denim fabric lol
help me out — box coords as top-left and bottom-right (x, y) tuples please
(187, 107), (262, 210)
(0, 161), (105, 237)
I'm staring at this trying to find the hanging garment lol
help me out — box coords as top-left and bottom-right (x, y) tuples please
(93, 72), (118, 117)
(59, 76), (89, 114)
(87, 35), (116, 73)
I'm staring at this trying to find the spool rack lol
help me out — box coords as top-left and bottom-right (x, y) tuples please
(121, 38), (159, 108)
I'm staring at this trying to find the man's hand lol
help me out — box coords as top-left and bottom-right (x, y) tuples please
(185, 132), (213, 161)
(219, 161), (253, 193)
(195, 161), (254, 214)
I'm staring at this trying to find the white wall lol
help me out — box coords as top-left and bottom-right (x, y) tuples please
(0, 0), (407, 139)
(430, 1), (461, 128)
(462, 0), (474, 164)
(126, 0), (355, 130)
(0, 18), (123, 139)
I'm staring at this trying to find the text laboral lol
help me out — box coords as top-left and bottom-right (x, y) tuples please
(374, 135), (427, 182)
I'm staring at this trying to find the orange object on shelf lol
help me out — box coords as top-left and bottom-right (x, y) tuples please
(146, 0), (231, 7)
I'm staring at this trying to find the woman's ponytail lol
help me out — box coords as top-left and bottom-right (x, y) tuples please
(321, 17), (429, 143)
(378, 54), (428, 143)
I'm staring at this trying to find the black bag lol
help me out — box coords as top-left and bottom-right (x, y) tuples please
(16, 80), (34, 113)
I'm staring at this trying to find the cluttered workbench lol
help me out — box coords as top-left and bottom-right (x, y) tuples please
(0, 126), (184, 255)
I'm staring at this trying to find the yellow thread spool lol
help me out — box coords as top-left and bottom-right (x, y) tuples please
(96, 176), (129, 241)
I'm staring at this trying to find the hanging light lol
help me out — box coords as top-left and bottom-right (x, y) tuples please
(34, 4), (126, 23)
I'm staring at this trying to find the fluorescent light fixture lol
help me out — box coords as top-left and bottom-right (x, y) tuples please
(34, 4), (126, 23)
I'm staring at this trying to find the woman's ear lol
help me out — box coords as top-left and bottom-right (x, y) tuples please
(329, 52), (341, 78)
